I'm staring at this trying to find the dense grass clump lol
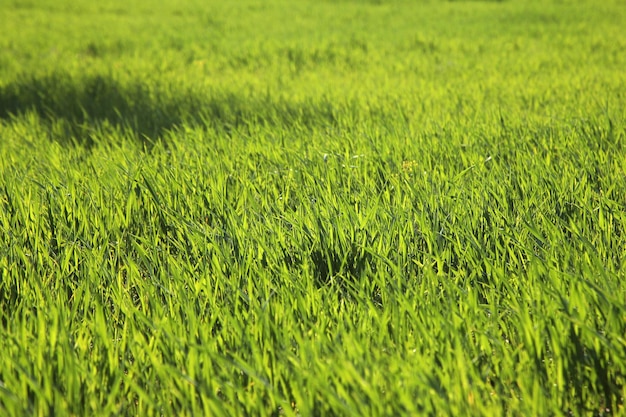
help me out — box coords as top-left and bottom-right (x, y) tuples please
(1, 0), (625, 415)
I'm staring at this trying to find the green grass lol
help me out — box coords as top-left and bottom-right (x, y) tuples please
(1, 0), (625, 415)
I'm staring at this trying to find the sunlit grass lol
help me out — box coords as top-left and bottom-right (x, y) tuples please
(1, 0), (625, 415)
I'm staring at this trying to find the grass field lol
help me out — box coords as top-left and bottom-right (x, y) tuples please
(1, 0), (626, 415)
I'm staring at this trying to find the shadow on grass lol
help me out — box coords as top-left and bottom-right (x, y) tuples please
(0, 72), (343, 147)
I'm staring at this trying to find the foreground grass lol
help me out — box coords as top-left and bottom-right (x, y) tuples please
(1, 0), (625, 415)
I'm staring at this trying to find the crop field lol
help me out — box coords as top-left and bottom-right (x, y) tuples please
(1, 0), (626, 415)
